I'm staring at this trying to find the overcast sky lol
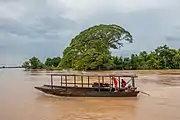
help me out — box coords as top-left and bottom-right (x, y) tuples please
(0, 0), (180, 66)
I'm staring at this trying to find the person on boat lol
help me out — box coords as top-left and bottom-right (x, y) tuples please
(121, 79), (127, 88)
(127, 84), (132, 92)
(112, 77), (118, 91)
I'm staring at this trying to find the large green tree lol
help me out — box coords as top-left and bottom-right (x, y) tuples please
(59, 24), (133, 70)
(29, 57), (44, 69)
(22, 57), (44, 69)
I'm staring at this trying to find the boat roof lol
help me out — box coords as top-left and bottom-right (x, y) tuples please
(50, 73), (138, 77)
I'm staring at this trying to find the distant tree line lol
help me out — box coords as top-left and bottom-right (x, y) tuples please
(22, 45), (180, 70)
(22, 57), (61, 70)
(112, 45), (180, 70)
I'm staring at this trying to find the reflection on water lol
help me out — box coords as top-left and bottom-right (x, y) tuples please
(0, 69), (180, 120)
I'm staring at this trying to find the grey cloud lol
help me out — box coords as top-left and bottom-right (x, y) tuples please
(165, 24), (180, 42)
(165, 36), (180, 41)
(76, 8), (179, 54)
(0, 17), (76, 39)
(174, 26), (180, 30)
(0, 0), (76, 40)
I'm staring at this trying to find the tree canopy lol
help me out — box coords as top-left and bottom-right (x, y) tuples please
(45, 57), (61, 68)
(22, 57), (44, 70)
(59, 24), (133, 70)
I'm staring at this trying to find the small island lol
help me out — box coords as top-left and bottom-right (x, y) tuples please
(22, 24), (180, 71)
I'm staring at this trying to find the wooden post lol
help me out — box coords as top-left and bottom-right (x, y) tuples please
(81, 76), (83, 87)
(60, 75), (62, 86)
(88, 76), (89, 87)
(109, 76), (112, 92)
(111, 76), (113, 87)
(118, 77), (120, 89)
(109, 76), (112, 87)
(74, 75), (76, 87)
(102, 76), (104, 84)
(132, 77), (135, 87)
(65, 76), (67, 91)
(51, 74), (53, 89)
(98, 76), (100, 92)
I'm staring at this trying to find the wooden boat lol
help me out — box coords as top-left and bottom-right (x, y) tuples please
(35, 73), (139, 97)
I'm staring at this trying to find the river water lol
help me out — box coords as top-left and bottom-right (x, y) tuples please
(0, 68), (180, 120)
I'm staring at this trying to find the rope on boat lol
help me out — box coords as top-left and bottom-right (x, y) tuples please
(124, 79), (132, 87)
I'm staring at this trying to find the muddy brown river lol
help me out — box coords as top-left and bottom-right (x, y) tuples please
(0, 68), (180, 120)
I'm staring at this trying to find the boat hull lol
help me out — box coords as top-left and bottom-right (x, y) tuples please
(35, 85), (139, 97)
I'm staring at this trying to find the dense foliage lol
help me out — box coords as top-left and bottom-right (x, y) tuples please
(112, 45), (180, 70)
(59, 24), (133, 70)
(22, 57), (44, 70)
(45, 57), (61, 68)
